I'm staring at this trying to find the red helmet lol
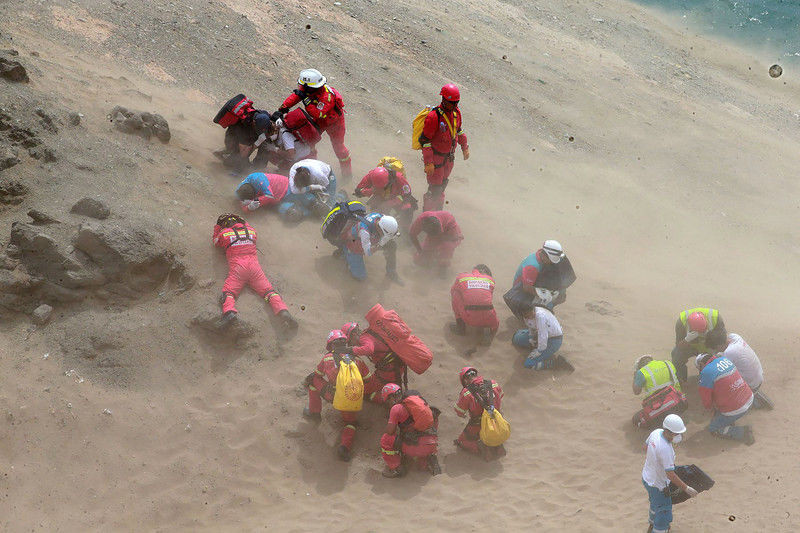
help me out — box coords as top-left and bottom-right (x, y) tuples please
(440, 83), (460, 102)
(326, 329), (347, 350)
(371, 166), (390, 189)
(459, 366), (478, 386)
(341, 322), (360, 339)
(381, 383), (401, 403)
(687, 311), (708, 333)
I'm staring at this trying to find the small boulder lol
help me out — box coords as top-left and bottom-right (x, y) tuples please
(0, 147), (19, 171)
(68, 112), (82, 126)
(70, 197), (110, 219)
(31, 303), (53, 325)
(0, 51), (28, 83)
(0, 179), (28, 204)
(109, 106), (170, 143)
(27, 209), (61, 225)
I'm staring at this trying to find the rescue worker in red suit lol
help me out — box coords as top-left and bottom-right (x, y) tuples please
(450, 264), (499, 345)
(342, 321), (407, 403)
(419, 83), (469, 211)
(354, 164), (417, 229)
(212, 214), (298, 331)
(379, 384), (441, 478)
(273, 69), (352, 179)
(303, 330), (373, 462)
(454, 367), (506, 461)
(409, 210), (463, 273)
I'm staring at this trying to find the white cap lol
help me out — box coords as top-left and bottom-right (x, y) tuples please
(662, 414), (686, 434)
(542, 240), (564, 263)
(298, 68), (326, 88)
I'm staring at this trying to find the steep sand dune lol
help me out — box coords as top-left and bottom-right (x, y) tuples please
(1, 0), (799, 531)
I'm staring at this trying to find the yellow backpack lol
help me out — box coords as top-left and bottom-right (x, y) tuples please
(480, 407), (511, 447)
(378, 156), (405, 176)
(411, 106), (434, 150)
(332, 356), (364, 412)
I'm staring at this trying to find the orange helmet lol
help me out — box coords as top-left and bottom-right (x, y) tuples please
(381, 383), (401, 403)
(326, 329), (347, 350)
(371, 166), (390, 189)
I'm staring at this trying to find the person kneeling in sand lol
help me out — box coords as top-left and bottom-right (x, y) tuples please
(695, 353), (755, 445)
(379, 384), (441, 478)
(706, 333), (772, 410)
(512, 289), (574, 372)
(409, 210), (463, 275)
(234, 172), (301, 221)
(454, 367), (506, 461)
(449, 264), (499, 346)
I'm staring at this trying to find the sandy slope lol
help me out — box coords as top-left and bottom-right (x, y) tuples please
(1, 0), (800, 531)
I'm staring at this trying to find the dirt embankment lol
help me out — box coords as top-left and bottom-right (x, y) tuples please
(1, 0), (800, 531)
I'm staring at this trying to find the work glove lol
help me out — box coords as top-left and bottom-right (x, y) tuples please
(462, 146), (470, 160)
(424, 162), (435, 175)
(684, 330), (700, 343)
(353, 188), (365, 198)
(684, 487), (698, 498)
(525, 350), (542, 368)
(307, 184), (326, 192)
(245, 200), (260, 211)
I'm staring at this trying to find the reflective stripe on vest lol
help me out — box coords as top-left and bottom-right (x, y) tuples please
(679, 308), (719, 333)
(640, 361), (680, 396)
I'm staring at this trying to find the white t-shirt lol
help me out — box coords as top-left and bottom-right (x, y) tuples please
(722, 333), (763, 390)
(642, 429), (676, 490)
(525, 306), (563, 351)
(289, 159), (332, 194)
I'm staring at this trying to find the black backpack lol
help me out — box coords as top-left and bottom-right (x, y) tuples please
(320, 201), (367, 245)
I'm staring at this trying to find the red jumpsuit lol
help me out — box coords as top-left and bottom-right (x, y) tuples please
(420, 106), (468, 210)
(454, 376), (503, 454)
(409, 211), (463, 268)
(451, 269), (500, 332)
(380, 401), (438, 470)
(355, 167), (415, 226)
(212, 222), (288, 316)
(351, 330), (406, 403)
(306, 353), (372, 451)
(281, 85), (351, 177)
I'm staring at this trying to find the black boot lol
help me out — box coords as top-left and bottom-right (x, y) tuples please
(554, 355), (575, 373)
(449, 319), (466, 336)
(302, 408), (321, 422)
(220, 310), (238, 328)
(278, 310), (298, 331)
(337, 445), (351, 462)
(428, 455), (442, 475)
(479, 327), (494, 346)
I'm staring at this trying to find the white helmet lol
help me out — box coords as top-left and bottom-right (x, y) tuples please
(662, 414), (686, 434)
(534, 287), (553, 306)
(695, 353), (711, 370)
(298, 68), (326, 88)
(377, 215), (399, 247)
(542, 239), (565, 263)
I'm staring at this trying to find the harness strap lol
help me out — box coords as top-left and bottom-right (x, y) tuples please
(464, 304), (494, 311)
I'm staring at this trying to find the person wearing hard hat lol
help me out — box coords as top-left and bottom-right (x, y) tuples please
(336, 211), (403, 284)
(409, 210), (463, 274)
(379, 384), (441, 478)
(511, 289), (574, 372)
(341, 321), (406, 403)
(671, 307), (726, 383)
(642, 414), (698, 533)
(503, 240), (575, 319)
(695, 352), (755, 445)
(633, 355), (682, 397)
(449, 264), (500, 345)
(353, 158), (418, 228)
(273, 69), (352, 179)
(453, 367), (505, 460)
(302, 330), (373, 462)
(706, 333), (772, 410)
(212, 213), (298, 332)
(418, 83), (469, 211)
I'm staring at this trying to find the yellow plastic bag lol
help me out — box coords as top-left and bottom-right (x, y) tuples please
(332, 357), (364, 412)
(411, 106), (432, 150)
(480, 408), (510, 446)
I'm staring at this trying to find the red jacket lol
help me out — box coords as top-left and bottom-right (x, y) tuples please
(420, 106), (468, 164)
(409, 211), (463, 249)
(355, 168), (412, 200)
(451, 269), (495, 307)
(314, 352), (372, 386)
(698, 355), (753, 415)
(455, 376), (503, 419)
(213, 222), (258, 259)
(281, 85), (344, 130)
(351, 330), (391, 361)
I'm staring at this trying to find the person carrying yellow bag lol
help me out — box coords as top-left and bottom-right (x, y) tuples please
(303, 330), (372, 462)
(453, 366), (508, 461)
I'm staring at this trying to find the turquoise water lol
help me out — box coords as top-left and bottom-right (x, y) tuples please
(633, 0), (800, 63)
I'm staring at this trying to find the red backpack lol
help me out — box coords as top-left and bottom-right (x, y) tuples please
(283, 108), (322, 145)
(401, 394), (434, 432)
(213, 94), (255, 128)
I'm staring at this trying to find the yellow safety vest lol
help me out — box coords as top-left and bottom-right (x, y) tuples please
(638, 360), (682, 397)
(679, 308), (719, 332)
